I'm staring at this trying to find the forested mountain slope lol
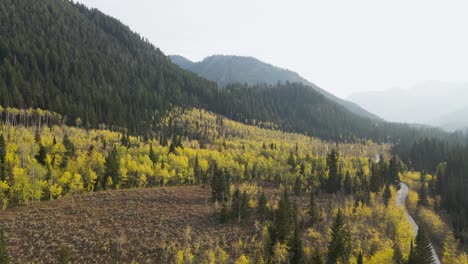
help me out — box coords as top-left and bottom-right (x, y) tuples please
(0, 0), (449, 144)
(170, 55), (381, 120)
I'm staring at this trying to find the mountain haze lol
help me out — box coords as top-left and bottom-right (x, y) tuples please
(169, 55), (381, 120)
(348, 81), (468, 130)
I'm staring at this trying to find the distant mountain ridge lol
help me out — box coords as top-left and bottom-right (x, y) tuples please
(169, 55), (381, 120)
(348, 81), (468, 131)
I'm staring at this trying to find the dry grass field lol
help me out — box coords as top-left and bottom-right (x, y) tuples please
(0, 187), (256, 263)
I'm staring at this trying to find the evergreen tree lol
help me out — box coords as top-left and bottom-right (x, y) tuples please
(288, 152), (297, 172)
(0, 230), (9, 264)
(326, 149), (340, 193)
(274, 190), (292, 242)
(417, 182), (428, 207)
(61, 134), (75, 168)
(294, 176), (303, 196)
(389, 155), (401, 183)
(310, 249), (323, 264)
(104, 147), (120, 189)
(369, 163), (382, 192)
(410, 227), (434, 264)
(308, 190), (319, 225)
(220, 202), (229, 224)
(149, 145), (158, 164)
(382, 184), (392, 207)
(257, 192), (269, 221)
(326, 209), (351, 264)
(343, 171), (352, 195)
(393, 241), (403, 264)
(168, 142), (176, 154)
(289, 226), (304, 264)
(0, 134), (6, 181)
(193, 155), (202, 184)
(35, 144), (47, 166)
(357, 251), (363, 264)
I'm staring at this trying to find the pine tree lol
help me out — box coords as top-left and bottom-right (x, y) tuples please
(294, 176), (303, 196)
(383, 184), (392, 207)
(310, 249), (323, 264)
(308, 190), (319, 225)
(149, 145), (158, 164)
(357, 251), (363, 264)
(35, 144), (47, 166)
(0, 134), (6, 181)
(326, 209), (351, 264)
(343, 171), (352, 195)
(274, 190), (292, 242)
(104, 147), (120, 189)
(220, 202), (230, 224)
(240, 191), (249, 222)
(257, 192), (269, 221)
(417, 182), (428, 207)
(393, 241), (404, 264)
(411, 227), (434, 264)
(326, 149), (340, 193)
(0, 230), (9, 264)
(289, 226), (304, 264)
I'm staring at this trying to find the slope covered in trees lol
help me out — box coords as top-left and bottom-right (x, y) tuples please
(170, 54), (381, 120)
(0, 0), (452, 143)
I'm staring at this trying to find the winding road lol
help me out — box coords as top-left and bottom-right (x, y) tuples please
(397, 183), (441, 264)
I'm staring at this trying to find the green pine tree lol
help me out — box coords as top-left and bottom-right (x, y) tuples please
(257, 192), (269, 221)
(274, 190), (292, 242)
(411, 227), (434, 264)
(104, 147), (120, 189)
(326, 149), (340, 193)
(326, 209), (351, 264)
(383, 184), (392, 207)
(310, 249), (323, 264)
(0, 230), (9, 264)
(289, 226), (304, 264)
(294, 176), (303, 196)
(343, 171), (352, 195)
(357, 250), (363, 264)
(308, 190), (319, 225)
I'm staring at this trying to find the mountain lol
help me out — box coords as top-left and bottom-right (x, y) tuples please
(348, 81), (468, 130)
(0, 0), (448, 143)
(169, 55), (381, 120)
(430, 106), (468, 131)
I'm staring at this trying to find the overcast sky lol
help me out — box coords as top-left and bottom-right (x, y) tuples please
(77, 0), (468, 98)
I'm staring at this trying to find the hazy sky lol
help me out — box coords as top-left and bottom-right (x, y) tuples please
(77, 0), (468, 98)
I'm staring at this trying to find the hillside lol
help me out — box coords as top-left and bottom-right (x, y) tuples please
(0, 0), (452, 144)
(170, 55), (381, 120)
(348, 81), (468, 129)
